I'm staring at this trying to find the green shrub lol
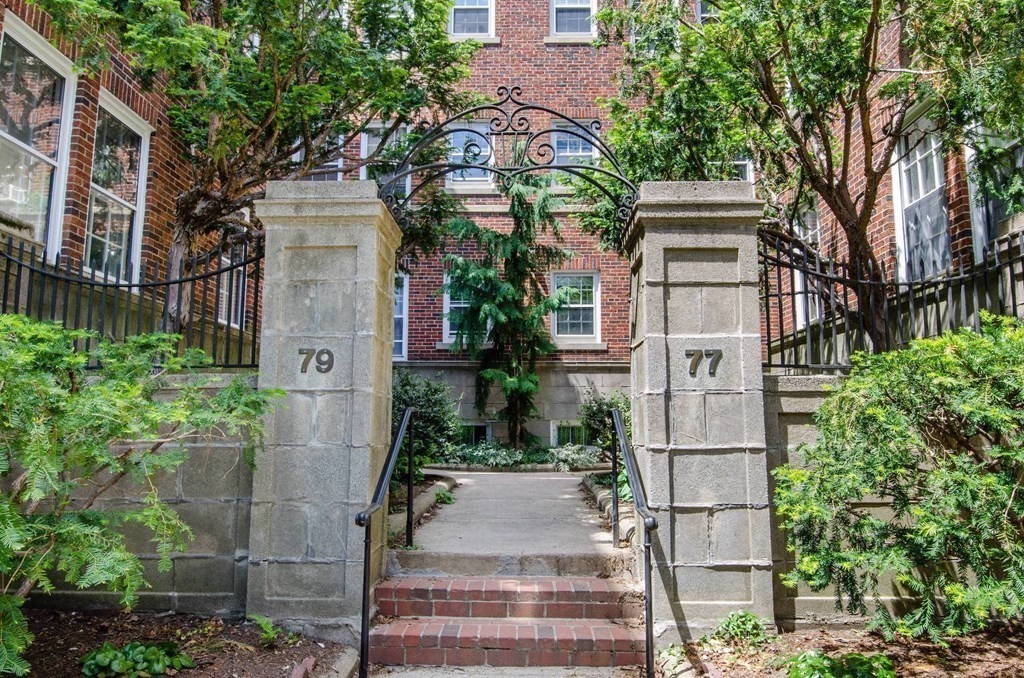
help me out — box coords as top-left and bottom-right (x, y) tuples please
(579, 387), (631, 456)
(435, 488), (455, 505)
(774, 314), (1024, 641)
(707, 610), (772, 648)
(0, 315), (279, 674)
(438, 440), (523, 467)
(549, 444), (600, 471)
(392, 369), (461, 482)
(786, 651), (895, 678)
(81, 641), (195, 677)
(248, 614), (299, 648)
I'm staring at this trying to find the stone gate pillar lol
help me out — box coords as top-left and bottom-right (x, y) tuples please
(625, 182), (772, 642)
(247, 181), (402, 641)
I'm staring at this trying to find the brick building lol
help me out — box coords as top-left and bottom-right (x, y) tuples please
(2, 0), (1018, 443)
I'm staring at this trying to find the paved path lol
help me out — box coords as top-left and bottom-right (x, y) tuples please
(415, 471), (615, 556)
(371, 667), (639, 677)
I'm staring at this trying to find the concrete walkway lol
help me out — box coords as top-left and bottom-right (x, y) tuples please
(390, 471), (624, 576)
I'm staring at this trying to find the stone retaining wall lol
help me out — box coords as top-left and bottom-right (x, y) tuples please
(29, 373), (256, 617)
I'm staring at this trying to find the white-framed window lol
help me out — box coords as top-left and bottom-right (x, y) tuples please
(893, 122), (951, 281)
(450, 0), (494, 36)
(217, 246), (247, 329)
(966, 138), (1023, 261)
(461, 422), (491, 445)
(84, 92), (152, 282)
(0, 15), (77, 256)
(552, 421), (587, 446)
(296, 145), (343, 182)
(361, 124), (410, 197)
(792, 209), (824, 330)
(697, 0), (719, 23)
(551, 0), (596, 36)
(393, 272), (409, 360)
(443, 273), (472, 343)
(446, 122), (492, 186)
(552, 123), (598, 184)
(552, 272), (599, 340)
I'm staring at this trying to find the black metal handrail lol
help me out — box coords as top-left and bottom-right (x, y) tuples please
(610, 408), (657, 678)
(354, 406), (416, 678)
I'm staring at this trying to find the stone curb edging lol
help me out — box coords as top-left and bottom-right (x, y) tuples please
(424, 463), (613, 474)
(581, 473), (636, 546)
(387, 473), (458, 537)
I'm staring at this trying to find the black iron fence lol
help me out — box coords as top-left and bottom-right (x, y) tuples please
(760, 230), (1024, 371)
(0, 236), (263, 368)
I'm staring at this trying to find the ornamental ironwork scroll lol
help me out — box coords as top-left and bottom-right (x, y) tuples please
(376, 85), (638, 229)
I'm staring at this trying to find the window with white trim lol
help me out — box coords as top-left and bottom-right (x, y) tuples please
(461, 423), (491, 445)
(394, 273), (409, 359)
(792, 209), (824, 330)
(362, 125), (410, 197)
(553, 123), (598, 184)
(967, 138), (1023, 260)
(553, 421), (587, 446)
(447, 122), (492, 185)
(450, 0), (493, 36)
(552, 0), (595, 35)
(553, 272), (598, 339)
(217, 246), (247, 328)
(85, 106), (147, 281)
(0, 25), (73, 246)
(443, 274), (471, 343)
(697, 0), (718, 23)
(895, 124), (951, 281)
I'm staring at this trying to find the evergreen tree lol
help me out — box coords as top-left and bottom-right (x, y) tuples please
(444, 175), (572, 449)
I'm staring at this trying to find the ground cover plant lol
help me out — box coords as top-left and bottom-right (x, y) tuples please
(775, 313), (1024, 641)
(0, 315), (279, 674)
(81, 640), (195, 677)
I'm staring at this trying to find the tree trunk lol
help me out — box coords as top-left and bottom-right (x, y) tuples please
(163, 224), (195, 333)
(845, 226), (890, 352)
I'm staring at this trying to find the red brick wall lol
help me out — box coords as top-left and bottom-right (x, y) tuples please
(399, 0), (631, 366)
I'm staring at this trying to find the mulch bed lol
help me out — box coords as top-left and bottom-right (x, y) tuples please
(686, 623), (1024, 677)
(23, 608), (344, 677)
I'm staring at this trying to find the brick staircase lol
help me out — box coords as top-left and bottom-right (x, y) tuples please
(368, 575), (645, 668)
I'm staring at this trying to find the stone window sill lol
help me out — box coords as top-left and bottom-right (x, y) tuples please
(543, 35), (596, 46)
(446, 183), (499, 196)
(553, 341), (608, 352)
(436, 341), (493, 350)
(449, 35), (501, 45)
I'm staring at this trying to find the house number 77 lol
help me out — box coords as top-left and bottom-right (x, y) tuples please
(684, 349), (723, 377)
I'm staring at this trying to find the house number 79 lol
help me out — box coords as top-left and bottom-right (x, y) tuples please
(298, 348), (335, 374)
(684, 349), (723, 377)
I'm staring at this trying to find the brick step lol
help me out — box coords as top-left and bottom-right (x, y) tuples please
(376, 576), (642, 620)
(369, 617), (645, 667)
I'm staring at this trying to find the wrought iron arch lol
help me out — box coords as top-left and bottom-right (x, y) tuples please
(376, 85), (638, 228)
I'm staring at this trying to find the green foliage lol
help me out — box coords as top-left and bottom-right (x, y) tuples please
(549, 444), (601, 472)
(35, 0), (477, 263)
(579, 387), (631, 456)
(435, 488), (454, 505)
(444, 171), (573, 448)
(786, 651), (895, 678)
(392, 369), (461, 483)
(81, 641), (195, 677)
(248, 614), (299, 648)
(0, 315), (280, 673)
(590, 0), (1024, 295)
(707, 610), (772, 649)
(616, 469), (633, 503)
(439, 441), (526, 468)
(774, 314), (1024, 641)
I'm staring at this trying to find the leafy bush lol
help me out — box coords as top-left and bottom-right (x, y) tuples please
(435, 488), (454, 505)
(707, 610), (772, 649)
(579, 387), (631, 456)
(392, 369), (461, 482)
(439, 440), (524, 467)
(81, 641), (195, 676)
(0, 315), (279, 674)
(774, 314), (1024, 640)
(549, 444), (600, 471)
(786, 651), (895, 678)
